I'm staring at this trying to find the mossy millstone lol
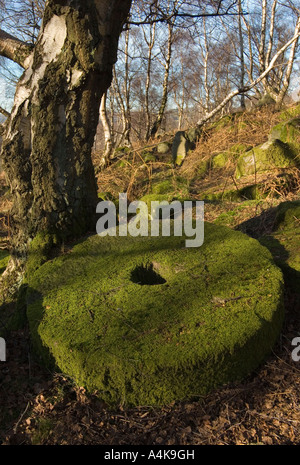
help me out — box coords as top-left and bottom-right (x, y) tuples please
(26, 222), (284, 407)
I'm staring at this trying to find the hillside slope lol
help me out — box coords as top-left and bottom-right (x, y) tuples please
(0, 102), (299, 445)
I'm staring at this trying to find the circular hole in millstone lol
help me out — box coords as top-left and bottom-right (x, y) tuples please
(130, 263), (166, 285)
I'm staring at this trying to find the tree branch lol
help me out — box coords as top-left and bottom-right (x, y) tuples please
(0, 29), (33, 68)
(0, 106), (10, 118)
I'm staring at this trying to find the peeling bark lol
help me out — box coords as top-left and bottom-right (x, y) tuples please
(0, 0), (132, 260)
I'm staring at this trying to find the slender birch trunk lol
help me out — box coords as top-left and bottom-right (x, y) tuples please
(99, 91), (113, 167)
(238, 0), (246, 108)
(143, 21), (156, 141)
(148, 20), (173, 139)
(275, 16), (300, 107)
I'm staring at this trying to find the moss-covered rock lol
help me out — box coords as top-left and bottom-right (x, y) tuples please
(98, 191), (115, 202)
(238, 184), (264, 201)
(172, 131), (190, 166)
(185, 127), (202, 146)
(26, 223), (284, 407)
(150, 176), (190, 199)
(210, 145), (252, 172)
(142, 152), (157, 163)
(156, 142), (171, 154)
(195, 159), (210, 178)
(278, 103), (300, 121)
(208, 115), (233, 131)
(211, 152), (228, 169)
(269, 117), (300, 157)
(230, 143), (252, 157)
(235, 139), (297, 179)
(272, 200), (300, 231)
(258, 201), (300, 307)
(200, 184), (263, 202)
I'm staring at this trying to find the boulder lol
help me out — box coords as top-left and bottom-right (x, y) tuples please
(235, 139), (297, 179)
(172, 131), (190, 166)
(259, 201), (300, 307)
(157, 142), (171, 154)
(268, 117), (300, 156)
(211, 152), (228, 169)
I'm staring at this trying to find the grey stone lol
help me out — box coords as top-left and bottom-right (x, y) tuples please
(172, 131), (190, 167)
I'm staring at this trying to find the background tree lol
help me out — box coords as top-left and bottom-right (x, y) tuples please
(241, 0), (300, 105)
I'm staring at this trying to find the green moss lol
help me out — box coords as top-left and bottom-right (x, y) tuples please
(272, 200), (300, 232)
(115, 160), (130, 168)
(156, 142), (171, 154)
(196, 159), (210, 178)
(238, 185), (264, 201)
(258, 201), (300, 304)
(31, 418), (55, 445)
(150, 176), (190, 198)
(26, 223), (284, 407)
(201, 189), (241, 202)
(279, 103), (300, 121)
(230, 143), (252, 157)
(208, 115), (233, 131)
(115, 146), (131, 155)
(211, 152), (228, 169)
(26, 232), (59, 280)
(151, 180), (174, 195)
(214, 201), (262, 227)
(207, 145), (252, 174)
(98, 191), (115, 202)
(269, 118), (300, 157)
(235, 139), (297, 179)
(142, 153), (156, 163)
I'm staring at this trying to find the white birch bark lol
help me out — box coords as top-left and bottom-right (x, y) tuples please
(99, 91), (113, 167)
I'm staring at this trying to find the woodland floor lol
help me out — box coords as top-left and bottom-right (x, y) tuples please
(0, 110), (300, 446)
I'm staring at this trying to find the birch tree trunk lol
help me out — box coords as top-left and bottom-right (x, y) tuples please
(238, 0), (245, 109)
(99, 91), (113, 168)
(0, 0), (132, 260)
(143, 21), (156, 141)
(202, 16), (210, 115)
(275, 16), (300, 108)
